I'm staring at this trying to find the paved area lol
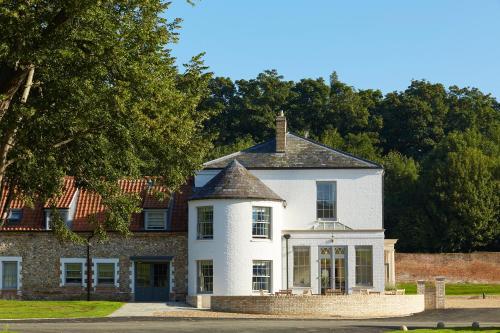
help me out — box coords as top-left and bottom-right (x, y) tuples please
(2, 308), (499, 333)
(446, 295), (500, 309)
(108, 302), (189, 317)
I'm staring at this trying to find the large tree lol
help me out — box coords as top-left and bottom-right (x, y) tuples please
(0, 1), (211, 237)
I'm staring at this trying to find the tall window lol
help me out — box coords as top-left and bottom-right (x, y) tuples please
(197, 206), (213, 239)
(355, 246), (373, 286)
(252, 260), (272, 292)
(293, 247), (311, 287)
(145, 210), (167, 230)
(97, 263), (115, 285)
(197, 260), (213, 293)
(64, 263), (83, 284)
(316, 181), (337, 220)
(1, 262), (18, 289)
(252, 207), (271, 238)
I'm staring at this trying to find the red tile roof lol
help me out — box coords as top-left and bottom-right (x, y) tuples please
(0, 176), (189, 232)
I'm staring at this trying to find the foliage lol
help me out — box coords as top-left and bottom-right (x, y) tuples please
(0, 1), (212, 241)
(0, 300), (123, 319)
(201, 71), (500, 252)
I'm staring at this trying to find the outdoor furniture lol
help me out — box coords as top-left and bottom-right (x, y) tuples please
(368, 290), (381, 295)
(302, 288), (313, 296)
(275, 289), (293, 296)
(325, 288), (343, 295)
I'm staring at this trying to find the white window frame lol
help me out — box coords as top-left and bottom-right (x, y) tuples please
(197, 260), (213, 294)
(45, 209), (70, 230)
(252, 260), (272, 292)
(93, 258), (119, 287)
(293, 246), (311, 287)
(144, 209), (167, 230)
(0, 257), (22, 291)
(355, 246), (373, 287)
(197, 206), (213, 240)
(252, 206), (272, 239)
(60, 258), (87, 287)
(316, 181), (337, 221)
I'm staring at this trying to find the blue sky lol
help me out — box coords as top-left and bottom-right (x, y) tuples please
(165, 1), (500, 97)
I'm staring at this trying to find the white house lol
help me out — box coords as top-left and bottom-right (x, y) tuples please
(188, 113), (387, 302)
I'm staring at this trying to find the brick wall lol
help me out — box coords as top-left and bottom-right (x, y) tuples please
(396, 252), (500, 283)
(0, 231), (187, 300)
(210, 295), (424, 318)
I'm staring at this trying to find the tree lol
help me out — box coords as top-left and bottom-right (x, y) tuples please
(421, 130), (500, 252)
(0, 1), (212, 239)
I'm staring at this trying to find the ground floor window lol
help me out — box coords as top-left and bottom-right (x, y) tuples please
(252, 260), (272, 292)
(293, 247), (311, 287)
(1, 261), (19, 289)
(60, 258), (86, 286)
(197, 260), (213, 293)
(355, 246), (373, 286)
(93, 258), (119, 286)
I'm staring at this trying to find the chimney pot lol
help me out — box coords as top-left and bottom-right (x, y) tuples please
(276, 111), (287, 153)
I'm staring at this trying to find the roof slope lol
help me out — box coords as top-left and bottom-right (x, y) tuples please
(190, 160), (283, 202)
(204, 133), (382, 169)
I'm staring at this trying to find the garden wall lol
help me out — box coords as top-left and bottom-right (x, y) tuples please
(396, 252), (500, 284)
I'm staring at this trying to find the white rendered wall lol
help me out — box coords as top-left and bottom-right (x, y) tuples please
(188, 199), (283, 296)
(196, 168), (383, 231)
(282, 230), (385, 293)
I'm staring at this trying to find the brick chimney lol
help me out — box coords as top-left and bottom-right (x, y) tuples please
(275, 111), (287, 153)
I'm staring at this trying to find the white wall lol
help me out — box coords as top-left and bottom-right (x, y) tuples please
(196, 168), (383, 231)
(188, 199), (283, 296)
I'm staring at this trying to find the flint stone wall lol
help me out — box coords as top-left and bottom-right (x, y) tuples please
(0, 231), (187, 301)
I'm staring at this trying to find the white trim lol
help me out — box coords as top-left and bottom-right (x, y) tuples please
(129, 261), (135, 295)
(170, 262), (175, 294)
(60, 258), (87, 287)
(92, 258), (119, 288)
(0, 256), (22, 291)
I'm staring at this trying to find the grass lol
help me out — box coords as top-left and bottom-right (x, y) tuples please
(0, 300), (123, 319)
(387, 329), (500, 333)
(395, 283), (500, 296)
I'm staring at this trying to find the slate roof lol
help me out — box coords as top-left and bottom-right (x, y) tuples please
(204, 133), (382, 169)
(190, 160), (283, 202)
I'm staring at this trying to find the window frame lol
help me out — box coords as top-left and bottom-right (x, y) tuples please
(93, 258), (119, 287)
(45, 209), (70, 230)
(355, 246), (373, 287)
(252, 260), (272, 292)
(293, 246), (311, 287)
(60, 258), (86, 287)
(196, 206), (214, 240)
(252, 206), (272, 239)
(6, 209), (22, 225)
(144, 209), (167, 231)
(0, 257), (22, 290)
(316, 181), (337, 221)
(197, 260), (213, 294)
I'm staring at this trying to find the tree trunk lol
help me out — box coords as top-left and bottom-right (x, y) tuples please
(0, 63), (29, 122)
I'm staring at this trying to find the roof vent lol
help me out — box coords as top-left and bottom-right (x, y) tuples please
(275, 111), (287, 153)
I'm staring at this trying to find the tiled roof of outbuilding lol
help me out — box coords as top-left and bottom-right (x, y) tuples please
(190, 160), (283, 202)
(204, 133), (382, 169)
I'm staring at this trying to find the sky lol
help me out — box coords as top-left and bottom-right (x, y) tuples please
(164, 1), (500, 97)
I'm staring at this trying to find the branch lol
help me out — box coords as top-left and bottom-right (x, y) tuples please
(20, 65), (35, 104)
(53, 138), (74, 148)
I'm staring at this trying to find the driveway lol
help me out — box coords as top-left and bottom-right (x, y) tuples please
(108, 302), (190, 317)
(3, 308), (499, 333)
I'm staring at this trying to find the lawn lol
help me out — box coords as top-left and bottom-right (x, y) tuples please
(395, 283), (500, 296)
(387, 329), (500, 333)
(0, 300), (123, 319)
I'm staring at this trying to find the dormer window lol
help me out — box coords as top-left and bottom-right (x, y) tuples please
(6, 209), (22, 225)
(144, 209), (167, 230)
(45, 209), (70, 230)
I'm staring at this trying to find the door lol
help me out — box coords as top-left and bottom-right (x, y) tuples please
(135, 262), (169, 302)
(334, 247), (346, 292)
(319, 247), (333, 294)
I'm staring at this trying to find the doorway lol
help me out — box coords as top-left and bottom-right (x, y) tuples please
(134, 261), (170, 302)
(319, 246), (347, 294)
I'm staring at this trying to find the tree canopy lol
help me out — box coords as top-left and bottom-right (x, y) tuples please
(201, 72), (500, 252)
(0, 0), (211, 241)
